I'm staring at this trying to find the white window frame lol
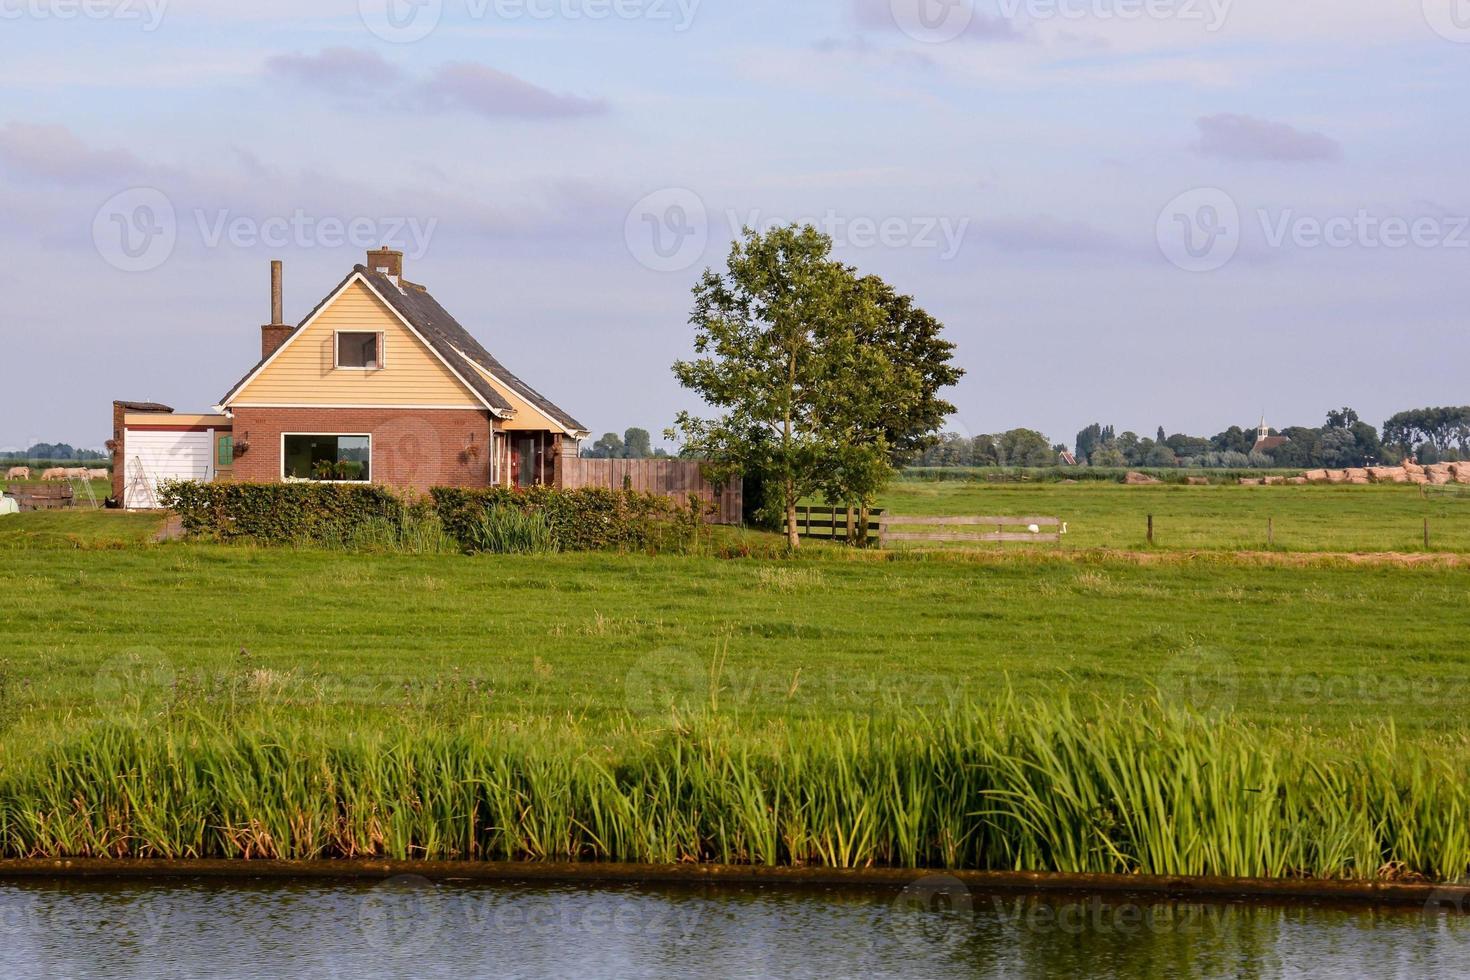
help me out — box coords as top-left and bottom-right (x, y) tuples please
(333, 330), (385, 371)
(280, 432), (373, 484)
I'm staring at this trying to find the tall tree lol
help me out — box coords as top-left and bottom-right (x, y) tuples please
(854, 276), (964, 465)
(622, 428), (654, 459)
(671, 224), (892, 549)
(588, 432), (625, 459)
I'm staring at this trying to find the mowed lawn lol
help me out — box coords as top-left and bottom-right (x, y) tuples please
(878, 480), (1470, 553)
(2, 531), (1469, 742)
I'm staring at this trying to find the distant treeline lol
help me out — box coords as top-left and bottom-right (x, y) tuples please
(0, 443), (107, 463)
(580, 428), (671, 460)
(914, 407), (1470, 470)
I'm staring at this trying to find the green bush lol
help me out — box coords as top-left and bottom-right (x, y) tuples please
(159, 481), (705, 554)
(467, 506), (558, 554)
(158, 481), (410, 545)
(432, 486), (704, 553)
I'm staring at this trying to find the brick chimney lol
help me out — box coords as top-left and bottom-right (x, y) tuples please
(366, 247), (404, 280)
(260, 259), (291, 359)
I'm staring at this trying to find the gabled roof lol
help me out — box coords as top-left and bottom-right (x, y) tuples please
(217, 266), (588, 436)
(357, 267), (587, 435)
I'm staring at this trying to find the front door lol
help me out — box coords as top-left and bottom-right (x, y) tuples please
(514, 435), (537, 488)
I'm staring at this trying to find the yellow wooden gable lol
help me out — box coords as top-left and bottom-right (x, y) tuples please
(229, 279), (483, 409)
(457, 357), (577, 434)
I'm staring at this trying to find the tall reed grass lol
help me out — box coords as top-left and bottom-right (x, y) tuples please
(1, 698), (1466, 881)
(467, 506), (558, 554)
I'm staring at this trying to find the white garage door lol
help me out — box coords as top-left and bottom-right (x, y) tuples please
(123, 429), (214, 509)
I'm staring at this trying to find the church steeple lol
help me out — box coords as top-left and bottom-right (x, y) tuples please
(1257, 414), (1270, 443)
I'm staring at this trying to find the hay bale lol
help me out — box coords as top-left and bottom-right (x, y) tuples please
(1343, 468), (1367, 482)
(1264, 476), (1286, 485)
(1239, 478), (1263, 486)
(1428, 470), (1453, 485)
(1186, 476), (1210, 486)
(1124, 472), (1161, 485)
(1304, 469), (1330, 483)
(1369, 467), (1408, 484)
(1287, 476), (1309, 485)
(1403, 460), (1426, 476)
(1347, 476), (1371, 485)
(1451, 463), (1470, 484)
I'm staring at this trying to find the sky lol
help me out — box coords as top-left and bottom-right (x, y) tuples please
(1, 0), (1467, 451)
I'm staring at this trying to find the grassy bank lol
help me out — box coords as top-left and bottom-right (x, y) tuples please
(2, 699), (1467, 881)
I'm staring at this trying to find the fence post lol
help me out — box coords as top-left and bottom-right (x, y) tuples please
(1147, 514), (1154, 546)
(1268, 517), (1274, 549)
(1425, 518), (1431, 551)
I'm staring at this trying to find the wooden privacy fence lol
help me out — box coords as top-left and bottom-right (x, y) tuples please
(4, 483), (73, 512)
(558, 458), (742, 525)
(794, 505), (886, 543)
(879, 515), (1064, 547)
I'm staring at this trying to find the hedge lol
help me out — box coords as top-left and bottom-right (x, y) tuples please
(159, 481), (412, 544)
(158, 481), (705, 553)
(431, 486), (703, 553)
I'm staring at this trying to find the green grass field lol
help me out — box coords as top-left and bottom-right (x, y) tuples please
(3, 496), (1470, 876)
(1, 517), (1467, 739)
(877, 479), (1470, 552)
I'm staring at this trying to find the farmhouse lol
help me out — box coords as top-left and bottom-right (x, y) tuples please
(115, 250), (591, 505)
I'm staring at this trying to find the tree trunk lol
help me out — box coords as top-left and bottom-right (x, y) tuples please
(785, 479), (799, 550)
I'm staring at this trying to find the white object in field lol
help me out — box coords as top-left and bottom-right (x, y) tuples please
(0, 495), (17, 517)
(122, 429), (214, 509)
(1028, 523), (1041, 534)
(1061, 523), (1069, 535)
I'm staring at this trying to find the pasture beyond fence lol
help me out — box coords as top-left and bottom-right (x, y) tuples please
(793, 506), (1063, 548)
(558, 458), (742, 525)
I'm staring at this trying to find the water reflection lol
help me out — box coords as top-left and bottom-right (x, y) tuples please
(0, 875), (1465, 979)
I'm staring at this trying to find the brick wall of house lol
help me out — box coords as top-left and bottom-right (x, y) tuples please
(228, 407), (496, 492)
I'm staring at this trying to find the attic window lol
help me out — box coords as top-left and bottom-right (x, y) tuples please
(336, 331), (382, 370)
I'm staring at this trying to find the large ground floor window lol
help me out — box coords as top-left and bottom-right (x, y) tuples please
(283, 434), (371, 482)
